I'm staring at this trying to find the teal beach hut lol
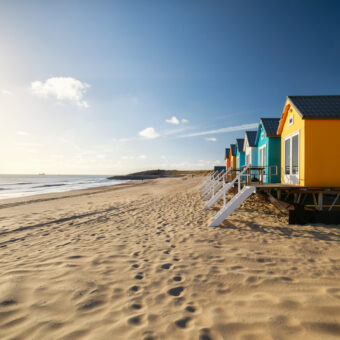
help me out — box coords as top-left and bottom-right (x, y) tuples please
(255, 118), (281, 183)
(235, 138), (245, 170)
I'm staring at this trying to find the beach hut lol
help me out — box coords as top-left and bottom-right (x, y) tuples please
(230, 144), (236, 169)
(230, 144), (237, 178)
(235, 138), (245, 170)
(277, 95), (340, 186)
(225, 148), (231, 170)
(243, 131), (258, 166)
(255, 118), (281, 183)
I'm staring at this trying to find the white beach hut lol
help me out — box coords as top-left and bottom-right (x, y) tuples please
(243, 130), (258, 166)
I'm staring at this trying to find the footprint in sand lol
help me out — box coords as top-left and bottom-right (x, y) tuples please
(161, 263), (172, 270)
(130, 285), (140, 292)
(185, 305), (196, 313)
(173, 275), (182, 282)
(130, 303), (143, 310)
(175, 316), (191, 328)
(199, 328), (213, 340)
(168, 287), (184, 296)
(0, 299), (17, 306)
(128, 315), (142, 325)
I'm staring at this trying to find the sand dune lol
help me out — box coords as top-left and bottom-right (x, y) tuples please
(0, 176), (339, 339)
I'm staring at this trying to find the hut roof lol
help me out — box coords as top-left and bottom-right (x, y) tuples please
(236, 138), (244, 153)
(230, 144), (236, 156)
(245, 131), (257, 147)
(260, 118), (280, 137)
(225, 148), (230, 159)
(288, 95), (340, 119)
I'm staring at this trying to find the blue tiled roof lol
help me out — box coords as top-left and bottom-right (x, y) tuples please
(288, 95), (340, 119)
(260, 118), (280, 137)
(245, 131), (257, 147)
(236, 138), (244, 153)
(225, 148), (230, 159)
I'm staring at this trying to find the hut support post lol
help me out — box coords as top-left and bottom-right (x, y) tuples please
(317, 192), (323, 211)
(312, 193), (318, 208)
(329, 193), (340, 211)
(297, 193), (301, 204)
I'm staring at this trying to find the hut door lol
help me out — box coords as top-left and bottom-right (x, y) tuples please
(259, 145), (267, 183)
(284, 131), (299, 185)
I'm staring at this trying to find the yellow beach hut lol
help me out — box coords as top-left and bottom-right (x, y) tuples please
(277, 95), (340, 186)
(230, 144), (237, 169)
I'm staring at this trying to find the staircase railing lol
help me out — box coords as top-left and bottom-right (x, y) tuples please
(200, 171), (215, 191)
(207, 165), (255, 227)
(200, 171), (219, 193)
(202, 169), (229, 201)
(212, 165), (250, 208)
(204, 168), (233, 209)
(201, 169), (226, 197)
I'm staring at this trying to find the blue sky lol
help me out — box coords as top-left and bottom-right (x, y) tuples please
(1, 0), (339, 174)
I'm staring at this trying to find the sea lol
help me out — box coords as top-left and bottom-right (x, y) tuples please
(0, 174), (128, 200)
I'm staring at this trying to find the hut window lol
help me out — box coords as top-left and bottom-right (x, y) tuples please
(261, 131), (264, 140)
(288, 115), (294, 126)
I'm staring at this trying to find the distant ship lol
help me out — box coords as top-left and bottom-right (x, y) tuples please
(38, 173), (46, 175)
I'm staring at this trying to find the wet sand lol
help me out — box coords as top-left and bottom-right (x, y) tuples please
(0, 176), (340, 339)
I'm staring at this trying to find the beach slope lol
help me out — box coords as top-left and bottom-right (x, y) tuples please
(0, 176), (340, 339)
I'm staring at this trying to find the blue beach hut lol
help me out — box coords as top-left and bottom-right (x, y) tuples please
(255, 118), (281, 183)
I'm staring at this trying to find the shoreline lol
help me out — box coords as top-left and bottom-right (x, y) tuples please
(0, 180), (148, 208)
(0, 179), (138, 204)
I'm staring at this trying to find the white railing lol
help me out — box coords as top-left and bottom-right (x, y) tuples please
(208, 165), (256, 227)
(200, 171), (219, 193)
(209, 165), (251, 207)
(201, 169), (227, 199)
(200, 171), (215, 191)
(204, 168), (233, 209)
(201, 170), (223, 195)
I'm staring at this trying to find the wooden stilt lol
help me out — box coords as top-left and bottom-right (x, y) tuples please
(318, 192), (323, 211)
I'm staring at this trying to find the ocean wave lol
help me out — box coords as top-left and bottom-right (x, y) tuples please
(0, 182), (33, 186)
(33, 184), (67, 188)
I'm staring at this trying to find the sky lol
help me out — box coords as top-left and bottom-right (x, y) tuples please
(1, 0), (340, 175)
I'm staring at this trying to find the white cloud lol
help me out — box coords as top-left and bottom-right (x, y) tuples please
(205, 137), (217, 142)
(179, 123), (258, 138)
(30, 77), (90, 108)
(16, 130), (28, 136)
(139, 127), (160, 139)
(138, 155), (147, 159)
(165, 116), (180, 125)
(1, 90), (13, 96)
(181, 118), (189, 123)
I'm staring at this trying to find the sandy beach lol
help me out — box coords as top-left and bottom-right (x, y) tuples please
(0, 176), (340, 340)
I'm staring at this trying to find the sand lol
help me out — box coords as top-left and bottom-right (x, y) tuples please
(0, 176), (340, 340)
